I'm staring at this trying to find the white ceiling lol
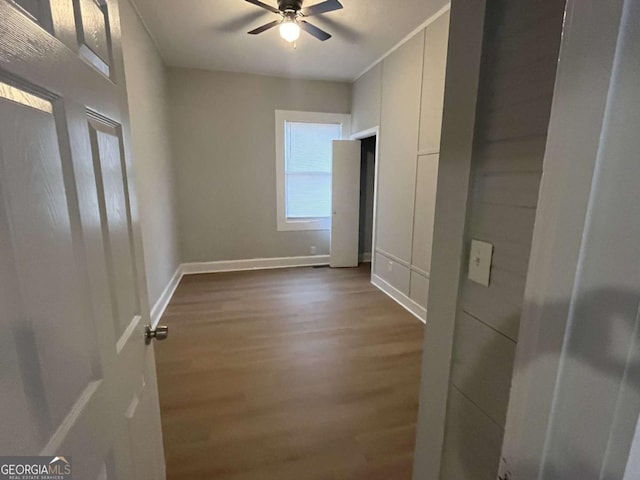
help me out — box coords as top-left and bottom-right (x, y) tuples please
(129, 0), (449, 82)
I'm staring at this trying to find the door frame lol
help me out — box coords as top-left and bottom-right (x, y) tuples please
(350, 126), (380, 276)
(411, 0), (487, 477)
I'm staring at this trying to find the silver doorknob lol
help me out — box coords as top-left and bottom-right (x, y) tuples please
(145, 325), (169, 344)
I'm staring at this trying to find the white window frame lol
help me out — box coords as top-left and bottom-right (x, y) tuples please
(275, 110), (351, 231)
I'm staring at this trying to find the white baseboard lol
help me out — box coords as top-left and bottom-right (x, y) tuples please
(150, 266), (183, 328)
(371, 274), (427, 323)
(150, 255), (367, 327)
(181, 255), (330, 275)
(359, 252), (372, 263)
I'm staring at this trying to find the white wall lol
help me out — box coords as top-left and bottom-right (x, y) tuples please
(120, 0), (180, 308)
(353, 9), (450, 315)
(167, 69), (351, 263)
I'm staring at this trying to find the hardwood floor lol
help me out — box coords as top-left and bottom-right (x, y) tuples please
(156, 264), (424, 479)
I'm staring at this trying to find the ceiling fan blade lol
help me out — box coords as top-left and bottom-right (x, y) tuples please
(245, 0), (280, 15)
(299, 20), (331, 41)
(248, 19), (282, 34)
(300, 0), (343, 17)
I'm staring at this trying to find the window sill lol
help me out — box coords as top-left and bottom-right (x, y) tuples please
(277, 217), (331, 232)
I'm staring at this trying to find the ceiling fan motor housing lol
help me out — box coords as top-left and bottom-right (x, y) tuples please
(278, 0), (303, 12)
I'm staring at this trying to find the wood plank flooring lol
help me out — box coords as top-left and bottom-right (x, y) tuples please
(155, 264), (424, 479)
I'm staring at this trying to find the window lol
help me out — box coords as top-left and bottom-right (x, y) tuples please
(285, 122), (340, 220)
(276, 110), (351, 231)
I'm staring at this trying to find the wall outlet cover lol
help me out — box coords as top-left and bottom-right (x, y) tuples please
(310, 246), (317, 255)
(468, 239), (493, 287)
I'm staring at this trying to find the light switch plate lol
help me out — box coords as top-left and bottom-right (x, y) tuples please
(468, 239), (493, 287)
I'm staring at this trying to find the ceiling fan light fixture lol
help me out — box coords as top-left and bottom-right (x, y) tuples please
(245, 0), (338, 42)
(279, 18), (301, 43)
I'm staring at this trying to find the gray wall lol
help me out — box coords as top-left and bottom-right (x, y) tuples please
(167, 68), (352, 263)
(438, 0), (566, 478)
(120, 0), (180, 307)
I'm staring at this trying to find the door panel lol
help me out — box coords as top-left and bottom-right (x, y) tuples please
(0, 0), (165, 478)
(12, 0), (53, 32)
(74, 0), (112, 76)
(88, 116), (140, 338)
(0, 88), (98, 446)
(0, 93), (56, 455)
(331, 140), (361, 268)
(0, 76), (112, 477)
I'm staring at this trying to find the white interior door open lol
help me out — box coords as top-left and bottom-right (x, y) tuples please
(331, 140), (361, 268)
(0, 1), (165, 478)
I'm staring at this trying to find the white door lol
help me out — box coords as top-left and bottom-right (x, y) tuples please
(330, 140), (361, 268)
(0, 1), (165, 479)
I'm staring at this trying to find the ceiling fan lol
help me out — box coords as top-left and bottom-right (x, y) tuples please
(245, 0), (343, 43)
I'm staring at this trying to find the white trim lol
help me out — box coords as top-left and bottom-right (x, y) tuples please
(410, 265), (430, 279)
(350, 126), (380, 277)
(412, 0), (486, 477)
(376, 248), (411, 269)
(148, 257), (331, 326)
(353, 3), (452, 81)
(275, 110), (352, 232)
(350, 126), (378, 140)
(374, 249), (429, 278)
(371, 274), (426, 323)
(417, 148), (440, 157)
(181, 255), (330, 275)
(149, 266), (183, 328)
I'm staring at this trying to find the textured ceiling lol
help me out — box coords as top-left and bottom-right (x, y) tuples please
(129, 0), (449, 81)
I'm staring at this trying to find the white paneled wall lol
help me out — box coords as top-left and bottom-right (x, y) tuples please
(354, 3), (565, 475)
(376, 31), (424, 266)
(419, 12), (450, 155)
(410, 154), (439, 307)
(353, 9), (450, 318)
(411, 155), (439, 275)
